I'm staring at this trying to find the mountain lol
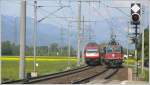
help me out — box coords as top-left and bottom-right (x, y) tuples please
(1, 15), (70, 46)
(1, 15), (132, 49)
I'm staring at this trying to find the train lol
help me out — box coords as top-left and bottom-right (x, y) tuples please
(83, 41), (124, 67)
(104, 40), (124, 67)
(84, 42), (105, 66)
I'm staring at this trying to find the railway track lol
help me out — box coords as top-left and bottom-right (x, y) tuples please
(72, 68), (119, 84)
(3, 65), (119, 84)
(2, 65), (90, 84)
(29, 65), (105, 84)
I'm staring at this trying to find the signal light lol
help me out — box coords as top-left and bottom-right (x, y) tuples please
(131, 3), (141, 24)
(132, 13), (140, 22)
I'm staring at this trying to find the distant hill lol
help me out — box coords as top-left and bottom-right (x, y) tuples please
(1, 15), (74, 46)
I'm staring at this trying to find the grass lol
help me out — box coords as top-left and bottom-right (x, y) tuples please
(1, 56), (77, 82)
(144, 70), (149, 81)
(124, 58), (149, 81)
(124, 58), (136, 65)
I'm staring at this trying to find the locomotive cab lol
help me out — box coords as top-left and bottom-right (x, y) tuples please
(105, 45), (124, 67)
(84, 48), (100, 65)
(84, 42), (103, 66)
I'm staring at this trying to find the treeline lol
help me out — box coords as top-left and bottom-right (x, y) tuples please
(2, 41), (76, 56)
(138, 27), (149, 59)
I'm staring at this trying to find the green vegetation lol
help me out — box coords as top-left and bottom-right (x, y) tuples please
(125, 27), (149, 81)
(1, 56), (77, 59)
(124, 58), (136, 65)
(1, 41), (77, 82)
(124, 58), (149, 81)
(137, 67), (149, 81)
(2, 41), (76, 56)
(144, 70), (149, 81)
(138, 28), (149, 59)
(1, 56), (77, 82)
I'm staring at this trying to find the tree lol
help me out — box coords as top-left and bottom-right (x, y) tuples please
(2, 41), (13, 55)
(49, 43), (59, 56)
(138, 27), (149, 59)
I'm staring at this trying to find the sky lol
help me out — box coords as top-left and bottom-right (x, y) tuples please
(0, 0), (149, 49)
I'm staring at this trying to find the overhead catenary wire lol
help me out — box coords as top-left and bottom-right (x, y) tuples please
(38, 6), (65, 22)
(92, 4), (129, 46)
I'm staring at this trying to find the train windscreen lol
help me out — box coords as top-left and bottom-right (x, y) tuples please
(86, 49), (98, 53)
(114, 47), (122, 52)
(106, 47), (113, 53)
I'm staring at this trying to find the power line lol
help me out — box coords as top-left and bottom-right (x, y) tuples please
(38, 6), (65, 22)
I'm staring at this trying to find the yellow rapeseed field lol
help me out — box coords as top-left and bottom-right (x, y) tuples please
(0, 56), (77, 61)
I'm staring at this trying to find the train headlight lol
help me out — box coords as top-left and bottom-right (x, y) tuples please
(112, 54), (115, 58)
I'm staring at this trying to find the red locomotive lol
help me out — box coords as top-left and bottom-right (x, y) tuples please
(104, 40), (124, 67)
(84, 42), (104, 65)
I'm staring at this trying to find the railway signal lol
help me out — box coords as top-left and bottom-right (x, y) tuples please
(130, 3), (141, 41)
(131, 3), (141, 25)
(131, 3), (141, 80)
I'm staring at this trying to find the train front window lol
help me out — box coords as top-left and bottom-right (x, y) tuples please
(86, 49), (98, 53)
(114, 47), (121, 52)
(106, 48), (112, 53)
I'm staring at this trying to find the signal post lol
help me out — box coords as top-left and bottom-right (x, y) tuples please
(131, 3), (141, 80)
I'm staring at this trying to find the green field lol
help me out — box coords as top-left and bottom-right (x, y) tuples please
(1, 56), (77, 82)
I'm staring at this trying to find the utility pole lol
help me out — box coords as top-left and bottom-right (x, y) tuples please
(0, 1), (2, 83)
(81, 16), (85, 64)
(77, 1), (81, 66)
(19, 0), (26, 79)
(48, 45), (50, 56)
(135, 24), (139, 79)
(141, 4), (144, 76)
(13, 18), (17, 55)
(33, 0), (37, 73)
(60, 26), (64, 56)
(67, 22), (71, 69)
(148, 0), (150, 83)
(0, 3), (1, 57)
(89, 27), (92, 41)
(13, 18), (17, 44)
(127, 21), (130, 66)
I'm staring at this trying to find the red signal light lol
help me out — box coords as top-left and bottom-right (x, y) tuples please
(132, 13), (140, 22)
